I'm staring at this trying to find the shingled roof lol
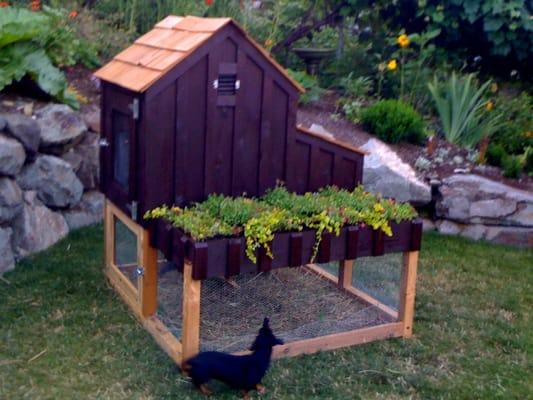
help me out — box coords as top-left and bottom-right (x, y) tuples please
(94, 15), (303, 93)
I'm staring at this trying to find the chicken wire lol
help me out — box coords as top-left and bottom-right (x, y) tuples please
(156, 254), (402, 353)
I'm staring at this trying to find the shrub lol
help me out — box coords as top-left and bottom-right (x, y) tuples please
(360, 99), (426, 144)
(486, 143), (507, 167)
(491, 92), (533, 155)
(428, 72), (502, 148)
(521, 146), (533, 176)
(0, 6), (100, 108)
(502, 155), (522, 179)
(338, 73), (372, 99)
(287, 69), (324, 105)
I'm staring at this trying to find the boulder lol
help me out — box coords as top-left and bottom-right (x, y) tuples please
(61, 149), (83, 172)
(1, 113), (40, 154)
(436, 220), (462, 235)
(36, 104), (87, 155)
(72, 132), (99, 189)
(0, 227), (15, 275)
(436, 174), (533, 227)
(0, 134), (26, 176)
(360, 139), (431, 205)
(0, 178), (23, 223)
(17, 155), (83, 208)
(82, 106), (101, 133)
(62, 191), (104, 230)
(11, 191), (69, 258)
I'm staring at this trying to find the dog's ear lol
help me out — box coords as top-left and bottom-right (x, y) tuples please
(263, 317), (270, 329)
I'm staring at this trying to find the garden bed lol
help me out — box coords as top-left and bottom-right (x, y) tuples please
(154, 219), (421, 280)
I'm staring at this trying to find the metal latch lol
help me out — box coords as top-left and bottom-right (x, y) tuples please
(127, 201), (138, 221)
(136, 266), (145, 277)
(98, 138), (110, 147)
(129, 98), (140, 120)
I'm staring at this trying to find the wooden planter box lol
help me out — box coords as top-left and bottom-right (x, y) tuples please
(153, 219), (422, 281)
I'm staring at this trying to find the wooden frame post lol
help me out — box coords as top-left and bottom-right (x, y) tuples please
(338, 259), (353, 289)
(181, 261), (201, 364)
(139, 228), (158, 318)
(398, 251), (419, 337)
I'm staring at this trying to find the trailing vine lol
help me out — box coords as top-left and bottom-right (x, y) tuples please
(144, 185), (417, 263)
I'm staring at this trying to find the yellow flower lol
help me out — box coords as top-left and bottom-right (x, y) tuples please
(490, 82), (498, 93)
(485, 100), (494, 112)
(378, 62), (386, 72)
(387, 59), (398, 71)
(397, 34), (410, 48)
(525, 131), (533, 139)
(264, 38), (273, 48)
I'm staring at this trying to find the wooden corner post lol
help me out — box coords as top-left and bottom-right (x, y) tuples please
(181, 261), (201, 364)
(398, 251), (419, 337)
(139, 228), (158, 318)
(338, 259), (353, 289)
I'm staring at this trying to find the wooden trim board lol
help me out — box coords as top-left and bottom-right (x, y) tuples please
(399, 251), (419, 337)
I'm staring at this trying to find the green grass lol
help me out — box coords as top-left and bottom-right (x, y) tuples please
(1, 225), (532, 399)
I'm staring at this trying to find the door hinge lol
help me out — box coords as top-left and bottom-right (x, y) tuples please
(130, 98), (140, 120)
(127, 201), (138, 221)
(136, 266), (145, 277)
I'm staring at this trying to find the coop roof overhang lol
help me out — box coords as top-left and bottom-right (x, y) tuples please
(94, 15), (305, 94)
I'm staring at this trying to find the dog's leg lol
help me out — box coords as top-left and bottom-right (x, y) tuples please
(199, 384), (213, 396)
(256, 384), (266, 394)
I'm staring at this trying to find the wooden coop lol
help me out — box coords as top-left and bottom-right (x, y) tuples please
(94, 16), (421, 366)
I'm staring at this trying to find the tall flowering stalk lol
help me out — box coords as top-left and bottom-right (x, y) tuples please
(397, 34), (410, 100)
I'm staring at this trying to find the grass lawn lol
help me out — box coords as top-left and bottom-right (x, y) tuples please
(1, 225), (531, 399)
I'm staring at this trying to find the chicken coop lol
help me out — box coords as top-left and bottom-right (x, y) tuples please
(94, 16), (422, 366)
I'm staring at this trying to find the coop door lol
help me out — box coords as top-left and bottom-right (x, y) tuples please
(101, 88), (138, 217)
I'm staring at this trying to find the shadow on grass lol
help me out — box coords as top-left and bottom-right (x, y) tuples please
(1, 226), (531, 399)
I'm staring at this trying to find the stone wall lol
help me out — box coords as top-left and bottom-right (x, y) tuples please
(0, 104), (103, 274)
(431, 174), (533, 247)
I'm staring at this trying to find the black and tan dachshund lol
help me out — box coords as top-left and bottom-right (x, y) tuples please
(183, 318), (283, 398)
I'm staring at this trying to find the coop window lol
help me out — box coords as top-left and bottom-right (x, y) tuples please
(112, 110), (130, 191)
(216, 63), (238, 106)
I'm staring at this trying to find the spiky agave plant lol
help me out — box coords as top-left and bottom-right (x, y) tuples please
(428, 72), (502, 148)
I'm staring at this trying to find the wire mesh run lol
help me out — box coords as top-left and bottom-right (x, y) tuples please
(156, 257), (403, 354)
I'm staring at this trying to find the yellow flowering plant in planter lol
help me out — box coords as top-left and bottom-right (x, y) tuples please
(145, 185), (418, 264)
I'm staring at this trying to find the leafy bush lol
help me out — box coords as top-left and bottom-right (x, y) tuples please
(360, 99), (426, 144)
(428, 73), (502, 148)
(0, 6), (99, 107)
(502, 155), (522, 179)
(340, 98), (365, 124)
(145, 186), (417, 263)
(486, 143), (507, 167)
(490, 92), (533, 155)
(521, 146), (533, 176)
(287, 69), (324, 105)
(384, 0), (533, 68)
(338, 73), (372, 99)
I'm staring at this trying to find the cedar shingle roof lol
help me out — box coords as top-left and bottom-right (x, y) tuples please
(94, 15), (303, 93)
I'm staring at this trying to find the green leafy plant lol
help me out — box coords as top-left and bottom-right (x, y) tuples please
(520, 146), (533, 176)
(287, 69), (324, 105)
(490, 92), (533, 155)
(338, 73), (372, 99)
(486, 143), (507, 168)
(360, 99), (426, 144)
(428, 73), (502, 148)
(145, 185), (417, 263)
(502, 155), (522, 179)
(340, 98), (365, 124)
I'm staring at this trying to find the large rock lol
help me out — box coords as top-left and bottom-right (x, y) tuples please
(1, 113), (40, 154)
(0, 227), (15, 275)
(359, 139), (431, 205)
(36, 104), (87, 155)
(0, 178), (23, 223)
(11, 191), (69, 258)
(436, 174), (533, 227)
(62, 191), (104, 230)
(17, 155), (83, 208)
(72, 132), (99, 189)
(82, 106), (100, 133)
(0, 134), (26, 176)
